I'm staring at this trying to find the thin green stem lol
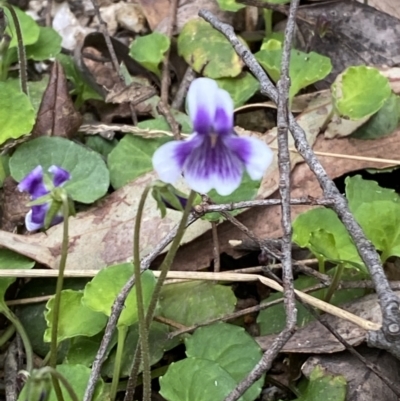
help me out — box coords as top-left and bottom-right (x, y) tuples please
(324, 264), (345, 304)
(0, 322), (15, 346)
(133, 186), (152, 401)
(2, 307), (33, 371)
(48, 196), (70, 401)
(5, 5), (27, 94)
(263, 9), (273, 37)
(41, 367), (80, 401)
(110, 325), (128, 401)
(124, 190), (196, 401)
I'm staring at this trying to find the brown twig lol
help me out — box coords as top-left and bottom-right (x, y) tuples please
(89, 0), (138, 124)
(160, 0), (178, 104)
(171, 67), (196, 110)
(157, 102), (181, 140)
(211, 222), (221, 272)
(199, 2), (400, 365)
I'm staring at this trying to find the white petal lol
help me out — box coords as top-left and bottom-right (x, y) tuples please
(244, 137), (274, 180)
(214, 88), (234, 134)
(152, 141), (183, 184)
(25, 210), (43, 231)
(211, 171), (242, 196)
(187, 78), (219, 125)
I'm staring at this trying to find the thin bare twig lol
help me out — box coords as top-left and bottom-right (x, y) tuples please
(222, 2), (300, 398)
(211, 222), (221, 272)
(199, 3), (400, 359)
(160, 0), (178, 104)
(171, 67), (196, 110)
(90, 0), (138, 124)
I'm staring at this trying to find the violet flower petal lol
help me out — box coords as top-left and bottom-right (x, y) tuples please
(187, 78), (218, 135)
(183, 137), (243, 195)
(152, 135), (203, 184)
(214, 88), (234, 136)
(225, 135), (274, 180)
(25, 210), (44, 231)
(48, 165), (71, 187)
(17, 166), (48, 199)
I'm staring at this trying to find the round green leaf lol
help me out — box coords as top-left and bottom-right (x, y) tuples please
(82, 264), (156, 327)
(25, 27), (62, 61)
(129, 32), (170, 76)
(255, 43), (332, 100)
(216, 0), (245, 11)
(0, 249), (34, 306)
(108, 135), (171, 189)
(186, 323), (264, 401)
(10, 137), (110, 203)
(216, 73), (259, 107)
(332, 66), (391, 120)
(44, 290), (107, 343)
(160, 358), (239, 401)
(0, 81), (35, 144)
(178, 19), (243, 78)
(352, 93), (399, 139)
(159, 281), (236, 326)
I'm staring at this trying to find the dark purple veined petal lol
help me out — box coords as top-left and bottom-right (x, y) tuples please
(152, 135), (204, 184)
(224, 135), (274, 180)
(48, 165), (71, 187)
(187, 78), (218, 135)
(183, 135), (243, 195)
(214, 88), (234, 136)
(17, 166), (48, 199)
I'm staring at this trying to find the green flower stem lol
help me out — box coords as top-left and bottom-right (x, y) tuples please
(0, 321), (15, 347)
(133, 185), (152, 401)
(4, 4), (27, 94)
(49, 195), (70, 401)
(110, 325), (129, 401)
(263, 9), (273, 37)
(324, 263), (345, 304)
(145, 190), (196, 323)
(124, 190), (196, 401)
(41, 367), (80, 401)
(2, 307), (33, 371)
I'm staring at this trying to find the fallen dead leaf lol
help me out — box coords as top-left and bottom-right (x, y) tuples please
(302, 347), (400, 401)
(31, 61), (82, 140)
(255, 292), (391, 353)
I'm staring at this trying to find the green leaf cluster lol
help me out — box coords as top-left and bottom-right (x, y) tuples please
(160, 323), (264, 401)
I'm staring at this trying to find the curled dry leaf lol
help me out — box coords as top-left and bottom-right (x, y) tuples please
(31, 61), (82, 140)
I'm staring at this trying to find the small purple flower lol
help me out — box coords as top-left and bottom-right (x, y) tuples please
(152, 78), (274, 196)
(17, 165), (71, 231)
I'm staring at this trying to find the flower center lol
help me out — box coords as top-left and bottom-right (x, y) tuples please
(210, 133), (218, 148)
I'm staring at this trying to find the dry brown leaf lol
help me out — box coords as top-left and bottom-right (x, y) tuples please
(357, 0), (400, 20)
(256, 292), (390, 353)
(31, 61), (82, 140)
(138, 0), (234, 34)
(302, 348), (400, 401)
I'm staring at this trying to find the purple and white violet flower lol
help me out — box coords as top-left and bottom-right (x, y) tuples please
(152, 77), (274, 196)
(17, 165), (71, 231)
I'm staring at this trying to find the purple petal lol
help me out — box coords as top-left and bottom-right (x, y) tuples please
(25, 203), (49, 231)
(224, 135), (274, 180)
(214, 88), (234, 136)
(183, 136), (243, 195)
(187, 78), (218, 135)
(17, 166), (48, 199)
(49, 165), (71, 187)
(152, 135), (203, 184)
